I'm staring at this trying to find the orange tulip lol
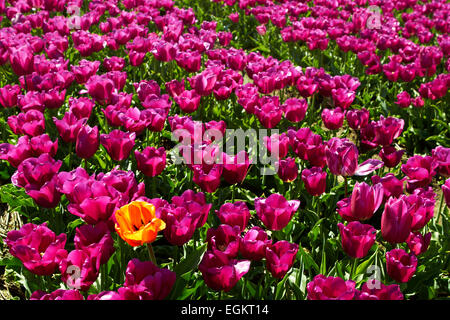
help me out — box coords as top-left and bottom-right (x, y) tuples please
(114, 201), (166, 247)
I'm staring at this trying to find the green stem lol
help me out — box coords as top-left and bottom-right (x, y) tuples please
(351, 258), (359, 280)
(147, 243), (157, 266)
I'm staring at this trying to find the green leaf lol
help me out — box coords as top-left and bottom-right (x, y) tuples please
(173, 243), (207, 276)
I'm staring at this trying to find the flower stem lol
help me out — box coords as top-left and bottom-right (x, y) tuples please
(351, 258), (359, 280)
(147, 243), (157, 266)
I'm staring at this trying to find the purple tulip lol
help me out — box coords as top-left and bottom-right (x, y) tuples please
(401, 155), (438, 192)
(199, 250), (251, 292)
(372, 116), (405, 146)
(53, 112), (88, 143)
(338, 222), (376, 258)
(8, 110), (45, 137)
(277, 157), (298, 182)
(406, 232), (431, 256)
(159, 205), (201, 246)
(265, 240), (298, 279)
(239, 227), (272, 261)
(443, 178), (450, 208)
(282, 97), (308, 123)
(0, 84), (21, 108)
(6, 223), (67, 276)
(301, 167), (327, 196)
(74, 222), (115, 265)
(322, 107), (345, 130)
(355, 282), (403, 300)
(349, 182), (384, 221)
(386, 249), (417, 283)
(206, 224), (241, 258)
(215, 202), (251, 232)
(76, 125), (100, 159)
(171, 190), (212, 229)
(135, 146), (166, 177)
(307, 275), (356, 300)
(100, 130), (136, 162)
(325, 138), (359, 177)
(379, 146), (405, 168)
(117, 259), (176, 300)
(381, 196), (413, 244)
(255, 194), (300, 231)
(30, 289), (84, 300)
(432, 146), (450, 177)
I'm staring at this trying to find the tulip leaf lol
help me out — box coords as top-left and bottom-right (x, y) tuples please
(174, 243), (207, 276)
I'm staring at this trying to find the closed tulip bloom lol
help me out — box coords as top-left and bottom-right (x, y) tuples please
(9, 46), (34, 76)
(265, 240), (298, 279)
(76, 125), (99, 159)
(406, 232), (431, 256)
(379, 146), (405, 168)
(100, 130), (136, 162)
(322, 107), (345, 130)
(255, 102), (283, 129)
(215, 202), (251, 231)
(355, 282), (404, 300)
(381, 196), (413, 244)
(255, 194), (300, 231)
(405, 188), (436, 231)
(69, 97), (94, 120)
(395, 91), (411, 108)
(307, 275), (356, 300)
(6, 223), (68, 276)
(198, 250), (251, 292)
(207, 224), (241, 258)
(239, 227), (272, 261)
(264, 132), (290, 159)
(85, 75), (116, 105)
(282, 97), (308, 123)
(338, 222), (376, 258)
(350, 182), (384, 221)
(325, 138), (359, 177)
(277, 157), (298, 182)
(117, 258), (176, 300)
(171, 189), (212, 229)
(386, 249), (417, 283)
(371, 174), (405, 200)
(114, 201), (166, 247)
(301, 167), (327, 196)
(135, 146), (166, 177)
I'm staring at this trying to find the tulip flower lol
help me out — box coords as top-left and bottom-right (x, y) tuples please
(338, 222), (376, 258)
(349, 182), (384, 221)
(276, 157), (298, 182)
(158, 206), (201, 246)
(432, 146), (450, 177)
(117, 259), (176, 300)
(379, 146), (405, 168)
(53, 112), (88, 143)
(307, 275), (356, 300)
(395, 91), (411, 108)
(264, 133), (290, 159)
(355, 282), (404, 300)
(198, 250), (251, 292)
(322, 107), (345, 130)
(222, 151), (251, 185)
(385, 249), (417, 283)
(282, 98), (308, 123)
(265, 240), (298, 279)
(346, 108), (369, 130)
(0, 84), (21, 108)
(301, 167), (327, 196)
(405, 188), (436, 231)
(443, 178), (450, 208)
(192, 163), (223, 193)
(207, 224), (241, 258)
(325, 138), (359, 177)
(6, 223), (68, 276)
(8, 110), (45, 137)
(85, 75), (116, 105)
(215, 202), (251, 232)
(114, 201), (166, 247)
(87, 291), (123, 300)
(255, 194), (300, 230)
(174, 89), (201, 113)
(371, 173), (405, 200)
(401, 155), (438, 192)
(69, 97), (94, 120)
(11, 154), (62, 208)
(75, 125), (100, 159)
(31, 290), (85, 300)
(372, 116), (405, 146)
(135, 146), (166, 178)
(60, 249), (100, 291)
(239, 227), (272, 261)
(74, 222), (115, 265)
(406, 232), (431, 256)
(171, 190), (212, 228)
(381, 196), (413, 244)
(100, 130), (136, 162)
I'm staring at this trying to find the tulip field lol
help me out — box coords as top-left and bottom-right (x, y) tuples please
(0, 0), (450, 302)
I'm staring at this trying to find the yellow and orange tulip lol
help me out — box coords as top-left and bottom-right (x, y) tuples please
(114, 201), (166, 247)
